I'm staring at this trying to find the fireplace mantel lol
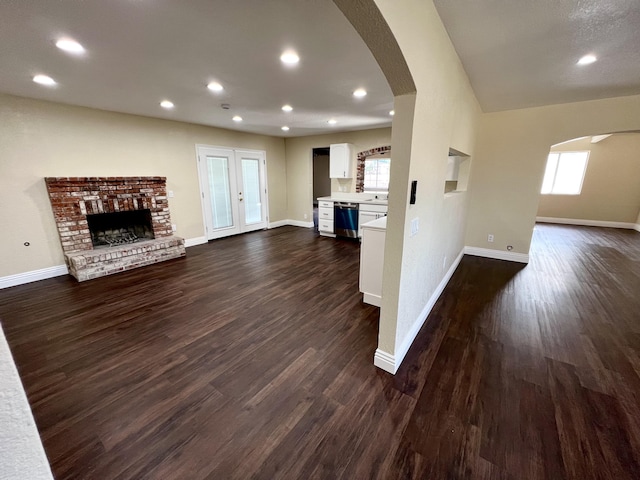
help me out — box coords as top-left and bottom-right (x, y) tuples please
(45, 176), (185, 281)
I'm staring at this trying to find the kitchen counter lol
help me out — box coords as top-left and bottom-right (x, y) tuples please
(361, 215), (387, 230)
(317, 194), (388, 206)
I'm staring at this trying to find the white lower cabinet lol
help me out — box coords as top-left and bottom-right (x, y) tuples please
(358, 203), (388, 237)
(318, 200), (335, 237)
(359, 217), (386, 306)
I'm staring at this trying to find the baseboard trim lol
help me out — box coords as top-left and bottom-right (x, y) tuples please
(268, 220), (288, 229)
(0, 265), (69, 290)
(286, 219), (314, 228)
(463, 246), (529, 264)
(185, 236), (208, 247)
(373, 349), (396, 373)
(635, 224), (640, 233)
(268, 219), (314, 229)
(536, 216), (636, 229)
(363, 293), (382, 307)
(375, 248), (465, 375)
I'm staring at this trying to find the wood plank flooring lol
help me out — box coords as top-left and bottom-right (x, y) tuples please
(1, 224), (639, 479)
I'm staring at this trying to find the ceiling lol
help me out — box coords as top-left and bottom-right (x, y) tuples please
(2, 1), (639, 135)
(0, 0), (393, 137)
(433, 0), (640, 112)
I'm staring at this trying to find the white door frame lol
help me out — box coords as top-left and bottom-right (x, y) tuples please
(196, 144), (269, 240)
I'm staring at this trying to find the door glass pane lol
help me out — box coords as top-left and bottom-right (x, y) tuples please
(241, 158), (262, 224)
(207, 156), (233, 229)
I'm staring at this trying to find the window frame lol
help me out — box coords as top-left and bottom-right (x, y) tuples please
(363, 156), (390, 192)
(540, 150), (590, 195)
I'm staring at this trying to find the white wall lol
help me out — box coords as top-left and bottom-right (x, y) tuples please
(369, 0), (480, 370)
(0, 93), (287, 278)
(0, 326), (54, 480)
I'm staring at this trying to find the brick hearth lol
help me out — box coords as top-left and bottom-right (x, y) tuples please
(45, 176), (186, 281)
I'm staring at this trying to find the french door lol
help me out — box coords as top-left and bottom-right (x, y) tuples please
(197, 146), (268, 240)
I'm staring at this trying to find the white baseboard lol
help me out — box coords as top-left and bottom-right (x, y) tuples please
(536, 216), (636, 229)
(268, 219), (314, 229)
(363, 293), (382, 307)
(373, 349), (396, 373)
(286, 219), (314, 228)
(268, 220), (289, 229)
(0, 265), (68, 290)
(374, 248), (465, 375)
(185, 236), (208, 247)
(634, 224), (640, 233)
(463, 246), (529, 264)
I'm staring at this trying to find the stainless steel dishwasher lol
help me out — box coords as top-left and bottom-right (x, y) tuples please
(334, 202), (359, 238)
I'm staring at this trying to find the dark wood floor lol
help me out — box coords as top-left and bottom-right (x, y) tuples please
(1, 224), (639, 479)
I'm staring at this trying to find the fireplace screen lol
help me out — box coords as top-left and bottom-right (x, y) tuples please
(87, 209), (154, 247)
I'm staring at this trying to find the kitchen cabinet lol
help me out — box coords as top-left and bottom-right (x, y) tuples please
(318, 200), (335, 237)
(329, 143), (353, 178)
(358, 203), (387, 237)
(359, 216), (386, 306)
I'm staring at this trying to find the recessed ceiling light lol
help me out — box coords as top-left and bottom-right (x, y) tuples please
(353, 88), (367, 98)
(33, 74), (56, 86)
(160, 100), (174, 109)
(232, 115), (243, 122)
(207, 82), (224, 92)
(577, 54), (597, 65)
(327, 119), (337, 125)
(281, 126), (290, 131)
(280, 50), (300, 65)
(56, 38), (85, 55)
(282, 104), (293, 112)
(389, 110), (395, 116)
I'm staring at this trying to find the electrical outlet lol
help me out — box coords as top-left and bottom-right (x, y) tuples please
(168, 190), (174, 198)
(488, 234), (494, 242)
(304, 213), (308, 219)
(172, 224), (177, 232)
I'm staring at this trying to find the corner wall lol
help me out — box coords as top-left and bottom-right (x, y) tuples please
(537, 134), (640, 224)
(466, 94), (640, 254)
(345, 0), (480, 372)
(0, 93), (287, 278)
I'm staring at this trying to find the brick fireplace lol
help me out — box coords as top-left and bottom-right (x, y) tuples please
(45, 176), (186, 281)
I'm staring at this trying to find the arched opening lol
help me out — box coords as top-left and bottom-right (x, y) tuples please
(536, 132), (640, 229)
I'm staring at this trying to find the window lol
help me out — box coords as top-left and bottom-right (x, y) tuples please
(541, 151), (589, 195)
(363, 157), (390, 191)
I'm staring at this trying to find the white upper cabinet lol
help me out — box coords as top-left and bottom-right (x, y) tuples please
(329, 143), (353, 178)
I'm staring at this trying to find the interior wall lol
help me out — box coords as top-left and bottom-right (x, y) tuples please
(466, 94), (640, 255)
(0, 93), (287, 278)
(368, 0), (480, 360)
(284, 127), (392, 222)
(537, 134), (640, 223)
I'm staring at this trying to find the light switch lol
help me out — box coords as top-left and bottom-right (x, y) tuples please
(410, 217), (419, 237)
